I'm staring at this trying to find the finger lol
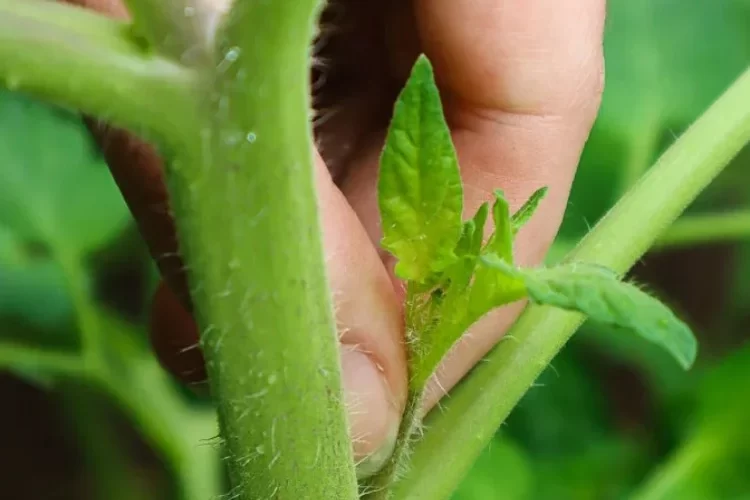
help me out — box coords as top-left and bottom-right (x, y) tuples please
(313, 149), (407, 464)
(150, 280), (206, 386)
(150, 151), (407, 465)
(341, 0), (606, 406)
(416, 0), (606, 407)
(59, 0), (129, 18)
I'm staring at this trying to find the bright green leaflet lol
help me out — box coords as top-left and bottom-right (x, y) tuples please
(481, 255), (698, 369)
(377, 54), (549, 395)
(369, 55), (548, 497)
(378, 55), (463, 283)
(511, 187), (548, 234)
(486, 190), (514, 263)
(407, 190), (530, 389)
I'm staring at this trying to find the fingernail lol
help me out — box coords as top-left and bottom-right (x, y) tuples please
(339, 345), (401, 478)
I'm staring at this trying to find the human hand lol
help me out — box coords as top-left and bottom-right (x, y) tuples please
(60, 0), (605, 473)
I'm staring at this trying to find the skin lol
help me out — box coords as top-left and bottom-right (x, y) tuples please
(60, 0), (606, 471)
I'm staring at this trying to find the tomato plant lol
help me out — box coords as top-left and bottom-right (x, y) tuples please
(0, 0), (748, 499)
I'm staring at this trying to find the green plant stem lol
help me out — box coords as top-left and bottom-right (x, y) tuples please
(122, 0), (220, 63)
(0, 0), (197, 146)
(653, 210), (750, 250)
(620, 113), (662, 192)
(55, 247), (104, 367)
(551, 208), (750, 261)
(391, 66), (750, 500)
(101, 360), (221, 500)
(0, 283), (221, 500)
(630, 430), (725, 500)
(161, 0), (359, 497)
(0, 343), (85, 376)
(363, 392), (423, 498)
(55, 241), (221, 500)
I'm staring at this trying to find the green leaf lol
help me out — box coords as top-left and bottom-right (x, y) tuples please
(455, 190), (526, 323)
(0, 90), (130, 256)
(481, 256), (698, 369)
(406, 200), (529, 388)
(485, 190), (513, 264)
(0, 91), (130, 331)
(511, 187), (548, 234)
(378, 55), (463, 282)
(456, 202), (489, 259)
(446, 202), (489, 291)
(0, 258), (74, 330)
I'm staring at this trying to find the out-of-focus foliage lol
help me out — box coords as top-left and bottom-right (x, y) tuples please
(0, 0), (749, 498)
(560, 0), (750, 240)
(0, 91), (221, 499)
(0, 89), (130, 336)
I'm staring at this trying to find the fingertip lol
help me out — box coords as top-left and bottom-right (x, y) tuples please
(149, 280), (207, 387)
(340, 346), (400, 477)
(415, 0), (606, 117)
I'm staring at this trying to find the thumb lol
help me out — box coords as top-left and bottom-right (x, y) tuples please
(149, 151), (407, 473)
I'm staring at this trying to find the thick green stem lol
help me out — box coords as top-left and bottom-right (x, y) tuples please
(363, 392), (423, 499)
(101, 361), (221, 500)
(390, 66), (750, 500)
(619, 112), (662, 192)
(0, 344), (84, 377)
(163, 0), (358, 497)
(55, 247), (105, 368)
(0, 0), (197, 146)
(122, 0), (222, 63)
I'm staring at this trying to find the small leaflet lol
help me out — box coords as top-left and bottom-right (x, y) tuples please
(481, 255), (698, 370)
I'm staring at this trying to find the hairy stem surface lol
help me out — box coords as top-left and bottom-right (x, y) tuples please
(162, 0), (359, 497)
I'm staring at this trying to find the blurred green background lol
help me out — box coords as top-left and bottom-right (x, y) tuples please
(1, 0), (749, 498)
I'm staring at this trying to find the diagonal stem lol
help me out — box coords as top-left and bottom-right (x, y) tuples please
(390, 66), (750, 500)
(0, 0), (198, 148)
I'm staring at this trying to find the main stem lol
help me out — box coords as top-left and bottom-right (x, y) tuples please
(163, 0), (359, 498)
(0, 0), (357, 496)
(391, 66), (750, 500)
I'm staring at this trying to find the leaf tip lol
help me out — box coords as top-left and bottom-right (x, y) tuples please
(679, 332), (699, 370)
